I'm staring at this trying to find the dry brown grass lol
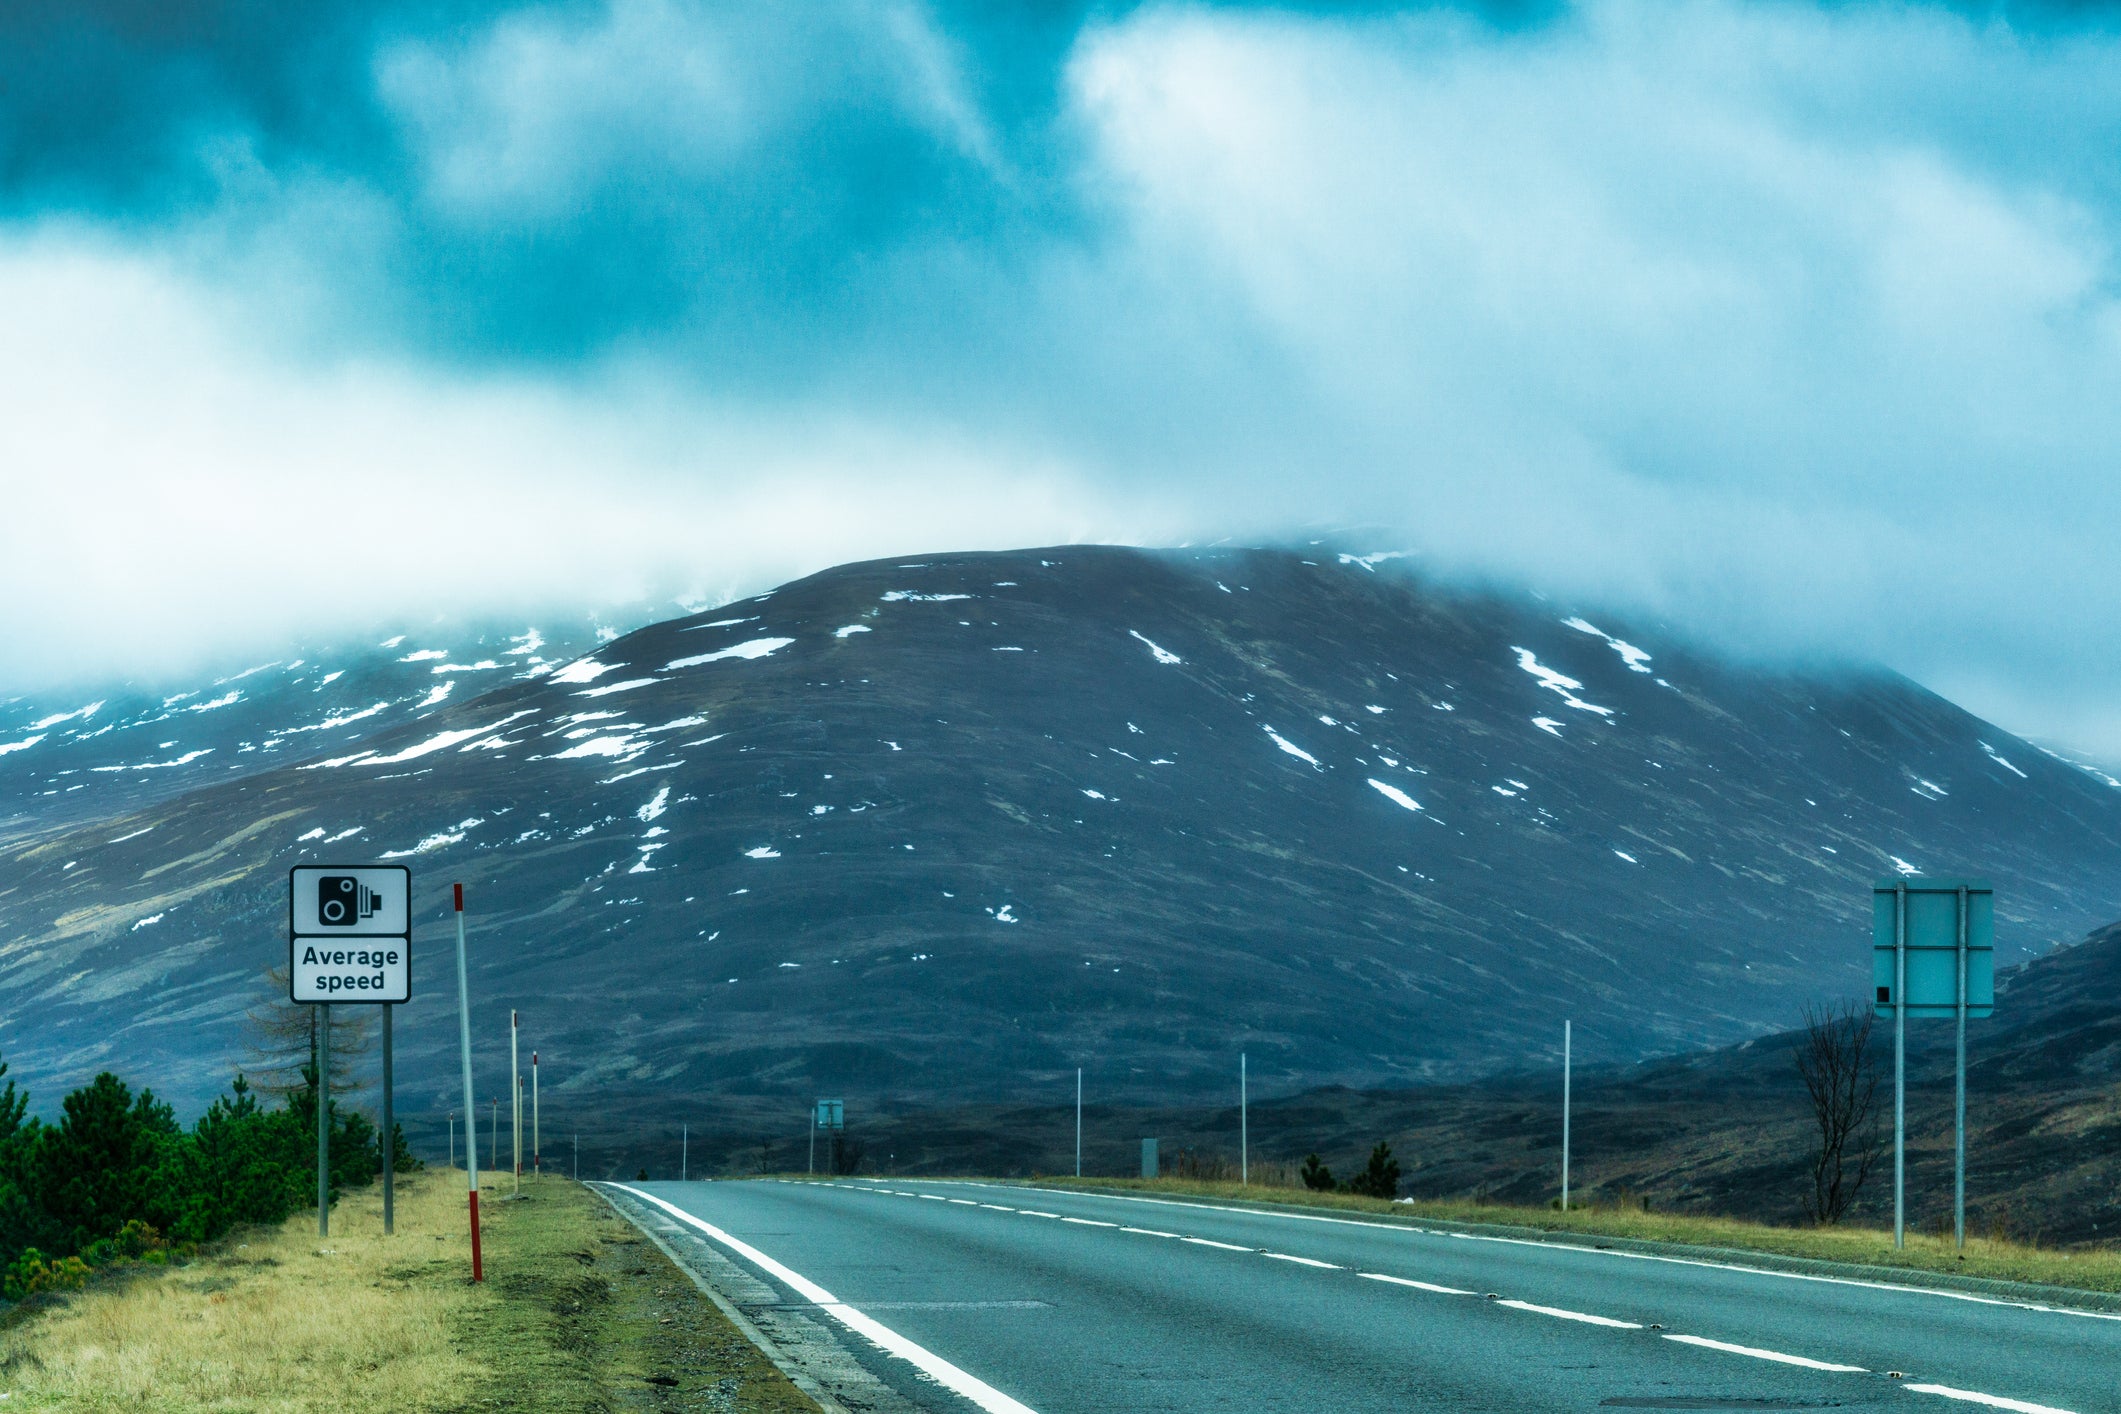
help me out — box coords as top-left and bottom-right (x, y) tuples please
(1030, 1176), (2121, 1295)
(0, 1170), (821, 1411)
(0, 1170), (484, 1411)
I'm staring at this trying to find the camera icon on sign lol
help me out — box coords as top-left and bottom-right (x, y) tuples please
(318, 876), (384, 928)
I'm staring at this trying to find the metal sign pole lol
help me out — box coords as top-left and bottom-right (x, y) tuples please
(1075, 1068), (1082, 1179)
(532, 1051), (540, 1178)
(809, 1104), (816, 1175)
(1240, 1053), (1248, 1187)
(682, 1123), (688, 1182)
(453, 883), (482, 1281)
(1955, 884), (1969, 1250)
(1562, 1019), (1572, 1212)
(382, 1003), (395, 1236)
(317, 1002), (331, 1236)
(1894, 881), (1908, 1250)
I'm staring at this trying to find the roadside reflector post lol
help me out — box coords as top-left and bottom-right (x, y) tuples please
(453, 881), (482, 1281)
(1561, 1019), (1571, 1212)
(510, 1010), (521, 1196)
(317, 1001), (331, 1236)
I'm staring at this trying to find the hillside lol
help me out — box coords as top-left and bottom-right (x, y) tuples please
(3, 545), (2120, 1130)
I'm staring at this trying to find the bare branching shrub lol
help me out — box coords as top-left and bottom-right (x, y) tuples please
(243, 965), (374, 1099)
(1796, 1000), (1882, 1225)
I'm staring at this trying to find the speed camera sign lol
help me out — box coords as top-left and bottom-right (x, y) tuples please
(290, 865), (411, 1003)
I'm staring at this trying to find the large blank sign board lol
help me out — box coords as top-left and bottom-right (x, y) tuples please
(1872, 879), (1993, 1019)
(289, 865), (412, 1003)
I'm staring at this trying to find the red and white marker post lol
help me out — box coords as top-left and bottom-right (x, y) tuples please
(453, 882), (482, 1281)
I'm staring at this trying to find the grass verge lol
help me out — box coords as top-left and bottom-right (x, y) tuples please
(0, 1170), (819, 1412)
(1025, 1176), (2121, 1295)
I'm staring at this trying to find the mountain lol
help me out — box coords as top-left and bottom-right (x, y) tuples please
(3, 544), (2120, 1137)
(0, 618), (610, 846)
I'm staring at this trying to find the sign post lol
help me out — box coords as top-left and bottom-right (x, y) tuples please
(1873, 879), (1993, 1249)
(290, 865), (412, 1238)
(812, 1099), (844, 1174)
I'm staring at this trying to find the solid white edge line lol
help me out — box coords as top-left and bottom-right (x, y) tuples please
(1905, 1384), (2077, 1414)
(1495, 1299), (1642, 1329)
(929, 1181), (2121, 1323)
(602, 1184), (1041, 1414)
(1660, 1333), (1866, 1372)
(1263, 1252), (1341, 1269)
(1359, 1272), (1474, 1296)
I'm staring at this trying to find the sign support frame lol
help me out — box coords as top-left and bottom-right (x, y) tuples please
(317, 1002), (332, 1236)
(382, 1003), (394, 1236)
(1893, 881), (1907, 1250)
(1955, 883), (1969, 1250)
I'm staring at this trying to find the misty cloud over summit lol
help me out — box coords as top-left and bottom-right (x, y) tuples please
(7, 0), (2121, 754)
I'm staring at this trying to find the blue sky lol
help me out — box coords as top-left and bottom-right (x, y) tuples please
(6, 1), (2121, 753)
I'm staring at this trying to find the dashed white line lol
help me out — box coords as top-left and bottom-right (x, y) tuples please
(1661, 1333), (1865, 1372)
(1263, 1252), (1341, 1269)
(1360, 1272), (1474, 1296)
(605, 1185), (1040, 1414)
(1122, 1227), (1180, 1237)
(1181, 1237), (1253, 1252)
(947, 1199), (979, 1206)
(980, 1204), (1018, 1212)
(947, 1182), (2121, 1325)
(1019, 1210), (1062, 1219)
(1906, 1384), (2077, 1414)
(1061, 1217), (1118, 1228)
(1496, 1299), (1642, 1329)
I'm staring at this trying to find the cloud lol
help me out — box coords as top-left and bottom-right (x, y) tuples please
(0, 229), (1177, 688)
(8, 1), (2121, 752)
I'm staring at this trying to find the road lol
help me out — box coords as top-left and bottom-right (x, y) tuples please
(599, 1178), (2119, 1414)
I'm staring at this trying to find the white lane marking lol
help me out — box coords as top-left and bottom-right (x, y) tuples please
(945, 1182), (2121, 1324)
(1182, 1237), (1253, 1252)
(948, 1199), (979, 1206)
(1061, 1217), (1118, 1228)
(1495, 1299), (1641, 1329)
(1122, 1227), (1180, 1238)
(1661, 1333), (1866, 1372)
(1360, 1272), (1474, 1296)
(1906, 1384), (2077, 1414)
(603, 1185), (1041, 1414)
(1263, 1252), (1341, 1269)
(980, 1204), (1018, 1212)
(1019, 1210), (1061, 1219)
(920, 1194), (949, 1201)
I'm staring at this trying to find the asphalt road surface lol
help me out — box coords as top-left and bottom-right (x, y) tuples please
(599, 1178), (2118, 1414)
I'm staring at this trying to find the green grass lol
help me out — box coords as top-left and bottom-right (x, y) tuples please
(1019, 1176), (2121, 1295)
